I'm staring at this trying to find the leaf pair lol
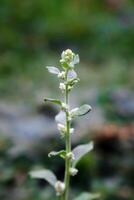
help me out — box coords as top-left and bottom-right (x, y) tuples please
(48, 142), (93, 167)
(44, 98), (62, 106)
(30, 142), (93, 186)
(44, 98), (92, 117)
(48, 150), (66, 159)
(46, 66), (77, 80)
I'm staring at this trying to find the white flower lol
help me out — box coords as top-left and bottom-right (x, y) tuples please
(69, 167), (78, 176)
(55, 181), (65, 196)
(59, 83), (66, 91)
(68, 115), (72, 122)
(62, 49), (74, 59)
(61, 103), (68, 111)
(60, 49), (75, 64)
(58, 71), (65, 79)
(57, 123), (66, 133)
(66, 152), (75, 160)
(70, 128), (74, 134)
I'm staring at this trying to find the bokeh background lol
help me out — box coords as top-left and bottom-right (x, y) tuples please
(0, 1), (134, 200)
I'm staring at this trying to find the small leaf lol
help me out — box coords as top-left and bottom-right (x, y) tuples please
(48, 150), (66, 159)
(70, 54), (80, 67)
(46, 66), (60, 74)
(74, 192), (100, 200)
(29, 169), (57, 187)
(55, 111), (66, 125)
(71, 104), (92, 117)
(72, 142), (93, 167)
(44, 98), (62, 105)
(73, 54), (80, 65)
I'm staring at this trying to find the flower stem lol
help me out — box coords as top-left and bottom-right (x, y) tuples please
(63, 71), (71, 200)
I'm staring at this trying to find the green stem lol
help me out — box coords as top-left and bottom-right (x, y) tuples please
(63, 71), (71, 200)
(60, 195), (64, 200)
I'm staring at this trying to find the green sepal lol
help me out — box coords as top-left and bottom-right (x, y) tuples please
(60, 61), (69, 69)
(48, 150), (66, 159)
(68, 78), (80, 86)
(44, 98), (62, 106)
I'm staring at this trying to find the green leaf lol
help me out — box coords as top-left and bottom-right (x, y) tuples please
(48, 150), (66, 159)
(70, 54), (80, 67)
(55, 110), (66, 125)
(29, 169), (57, 187)
(44, 98), (62, 105)
(72, 54), (80, 66)
(46, 66), (60, 74)
(71, 104), (92, 117)
(74, 192), (100, 200)
(72, 142), (93, 167)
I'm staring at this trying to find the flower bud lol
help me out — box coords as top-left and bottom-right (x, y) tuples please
(55, 181), (65, 196)
(59, 83), (66, 92)
(68, 115), (72, 122)
(68, 85), (73, 91)
(57, 123), (66, 132)
(61, 103), (68, 111)
(60, 49), (74, 65)
(69, 167), (78, 176)
(66, 152), (75, 160)
(70, 128), (74, 134)
(58, 71), (65, 79)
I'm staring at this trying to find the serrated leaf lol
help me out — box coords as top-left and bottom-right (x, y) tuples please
(48, 150), (66, 159)
(74, 192), (100, 200)
(44, 98), (62, 105)
(46, 66), (60, 74)
(72, 142), (93, 167)
(71, 104), (92, 117)
(29, 169), (57, 187)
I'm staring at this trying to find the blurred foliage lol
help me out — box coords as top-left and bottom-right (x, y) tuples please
(0, 131), (134, 200)
(0, 0), (134, 77)
(0, 1), (134, 200)
(98, 87), (134, 124)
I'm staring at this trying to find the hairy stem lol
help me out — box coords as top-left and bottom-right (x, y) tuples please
(63, 71), (71, 200)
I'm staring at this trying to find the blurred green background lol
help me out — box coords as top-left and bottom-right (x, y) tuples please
(0, 1), (134, 200)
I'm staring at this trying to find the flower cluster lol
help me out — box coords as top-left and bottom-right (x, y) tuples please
(46, 49), (79, 139)
(60, 49), (77, 68)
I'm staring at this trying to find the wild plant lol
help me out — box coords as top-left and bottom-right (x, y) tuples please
(30, 49), (96, 200)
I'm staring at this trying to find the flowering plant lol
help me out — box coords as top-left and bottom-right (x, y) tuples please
(30, 49), (96, 200)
